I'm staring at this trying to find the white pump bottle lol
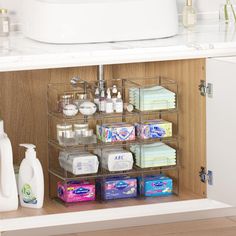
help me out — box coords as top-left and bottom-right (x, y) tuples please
(18, 144), (44, 208)
(0, 120), (18, 212)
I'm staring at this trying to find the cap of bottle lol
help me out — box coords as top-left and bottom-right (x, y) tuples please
(107, 91), (112, 99)
(101, 90), (105, 97)
(112, 85), (118, 94)
(95, 88), (99, 96)
(20, 144), (37, 160)
(186, 0), (192, 6)
(117, 92), (122, 99)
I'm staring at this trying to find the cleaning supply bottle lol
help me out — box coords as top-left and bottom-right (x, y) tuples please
(18, 144), (44, 208)
(0, 119), (18, 212)
(182, 0), (196, 28)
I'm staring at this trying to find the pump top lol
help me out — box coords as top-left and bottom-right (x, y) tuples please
(20, 144), (37, 159)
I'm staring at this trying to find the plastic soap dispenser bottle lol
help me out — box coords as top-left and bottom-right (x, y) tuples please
(18, 144), (44, 208)
(182, 0), (196, 28)
(0, 119), (18, 212)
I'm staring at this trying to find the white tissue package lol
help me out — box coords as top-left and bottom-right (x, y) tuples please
(95, 148), (134, 172)
(59, 151), (99, 175)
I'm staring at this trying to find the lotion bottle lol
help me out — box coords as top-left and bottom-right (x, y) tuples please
(105, 90), (114, 113)
(99, 90), (106, 112)
(18, 144), (44, 208)
(182, 0), (196, 28)
(115, 92), (123, 113)
(0, 119), (18, 212)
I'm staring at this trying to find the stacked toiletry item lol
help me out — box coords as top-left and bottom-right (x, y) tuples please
(136, 119), (172, 139)
(95, 147), (134, 172)
(59, 151), (99, 175)
(99, 176), (137, 200)
(129, 85), (176, 111)
(140, 175), (173, 197)
(130, 143), (176, 168)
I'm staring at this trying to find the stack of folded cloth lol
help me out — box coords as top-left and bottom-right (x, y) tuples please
(130, 142), (176, 168)
(129, 85), (176, 111)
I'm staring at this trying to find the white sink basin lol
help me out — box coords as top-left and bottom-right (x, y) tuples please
(22, 0), (178, 44)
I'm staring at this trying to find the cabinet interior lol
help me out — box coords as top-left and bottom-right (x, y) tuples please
(0, 59), (206, 219)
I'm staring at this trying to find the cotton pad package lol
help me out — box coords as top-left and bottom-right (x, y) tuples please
(59, 151), (99, 175)
(95, 147), (134, 172)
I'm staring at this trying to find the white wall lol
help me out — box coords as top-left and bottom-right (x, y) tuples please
(0, 0), (233, 27)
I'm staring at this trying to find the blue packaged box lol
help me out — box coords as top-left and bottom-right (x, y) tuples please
(101, 177), (137, 200)
(136, 119), (172, 139)
(142, 175), (173, 197)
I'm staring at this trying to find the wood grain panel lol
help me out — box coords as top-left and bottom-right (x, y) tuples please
(0, 59), (206, 202)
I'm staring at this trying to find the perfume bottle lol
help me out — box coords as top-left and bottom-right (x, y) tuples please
(0, 9), (10, 37)
(182, 0), (196, 28)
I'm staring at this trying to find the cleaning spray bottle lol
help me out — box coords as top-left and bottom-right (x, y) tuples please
(18, 144), (44, 208)
(0, 119), (18, 212)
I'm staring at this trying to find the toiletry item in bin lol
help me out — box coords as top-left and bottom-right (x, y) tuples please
(99, 90), (106, 112)
(130, 142), (176, 168)
(0, 120), (18, 212)
(94, 88), (100, 108)
(105, 90), (114, 113)
(59, 151), (99, 175)
(74, 123), (89, 137)
(136, 119), (172, 139)
(141, 175), (173, 197)
(96, 123), (135, 143)
(112, 85), (118, 109)
(18, 144), (44, 208)
(100, 177), (137, 200)
(115, 92), (123, 113)
(73, 92), (87, 108)
(129, 85), (176, 111)
(57, 124), (77, 146)
(95, 147), (133, 172)
(63, 104), (78, 117)
(58, 180), (95, 203)
(79, 101), (97, 116)
(58, 93), (74, 112)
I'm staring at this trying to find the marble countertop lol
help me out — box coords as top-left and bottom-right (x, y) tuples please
(1, 20), (236, 72)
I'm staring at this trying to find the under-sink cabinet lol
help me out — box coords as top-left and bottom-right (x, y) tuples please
(0, 58), (236, 236)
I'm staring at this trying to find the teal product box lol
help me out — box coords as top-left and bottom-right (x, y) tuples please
(141, 175), (173, 197)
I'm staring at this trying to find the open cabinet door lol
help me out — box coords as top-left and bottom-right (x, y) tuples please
(207, 57), (236, 206)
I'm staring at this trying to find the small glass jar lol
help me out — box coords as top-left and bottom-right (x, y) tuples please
(58, 93), (74, 112)
(73, 92), (88, 108)
(56, 124), (76, 146)
(0, 9), (10, 37)
(80, 129), (97, 144)
(74, 123), (89, 137)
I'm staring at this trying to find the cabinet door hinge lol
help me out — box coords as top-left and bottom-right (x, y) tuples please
(199, 80), (213, 97)
(199, 167), (213, 185)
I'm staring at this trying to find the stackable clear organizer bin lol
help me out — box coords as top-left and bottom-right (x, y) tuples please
(47, 77), (179, 204)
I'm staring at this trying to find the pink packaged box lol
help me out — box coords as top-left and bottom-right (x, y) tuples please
(57, 180), (95, 203)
